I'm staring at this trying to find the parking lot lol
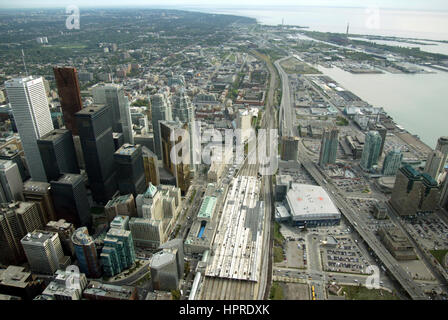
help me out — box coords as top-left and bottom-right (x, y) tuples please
(332, 178), (370, 194)
(405, 213), (448, 251)
(346, 198), (395, 233)
(322, 236), (370, 274)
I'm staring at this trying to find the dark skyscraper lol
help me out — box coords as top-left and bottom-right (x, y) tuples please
(50, 174), (91, 228)
(37, 129), (80, 181)
(53, 67), (83, 135)
(76, 105), (117, 204)
(114, 144), (146, 196)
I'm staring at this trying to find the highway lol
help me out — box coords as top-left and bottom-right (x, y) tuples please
(274, 56), (294, 137)
(297, 143), (428, 299)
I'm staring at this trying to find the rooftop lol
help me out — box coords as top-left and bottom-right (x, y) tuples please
(151, 250), (176, 269)
(52, 173), (82, 185)
(197, 196), (217, 219)
(72, 227), (94, 246)
(115, 143), (140, 156)
(84, 281), (134, 299)
(38, 129), (69, 142)
(23, 180), (50, 193)
(0, 266), (31, 289)
(21, 230), (56, 244)
(286, 184), (340, 220)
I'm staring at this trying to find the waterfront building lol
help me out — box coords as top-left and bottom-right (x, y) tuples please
(318, 128), (338, 166)
(382, 148), (403, 176)
(390, 165), (440, 216)
(360, 131), (382, 171)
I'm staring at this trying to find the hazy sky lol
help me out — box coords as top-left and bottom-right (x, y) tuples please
(1, 0), (447, 11)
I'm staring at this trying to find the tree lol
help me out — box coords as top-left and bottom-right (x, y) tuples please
(171, 289), (181, 300)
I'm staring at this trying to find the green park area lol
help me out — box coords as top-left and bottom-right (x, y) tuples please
(340, 285), (399, 300)
(269, 282), (284, 300)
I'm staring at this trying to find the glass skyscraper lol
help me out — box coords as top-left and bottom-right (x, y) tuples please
(360, 131), (382, 171)
(382, 148), (403, 176)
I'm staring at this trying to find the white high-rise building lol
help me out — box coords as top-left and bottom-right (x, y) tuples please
(0, 160), (24, 202)
(172, 89), (198, 171)
(92, 83), (134, 144)
(21, 230), (69, 275)
(5, 77), (54, 182)
(150, 92), (172, 159)
(424, 150), (444, 180)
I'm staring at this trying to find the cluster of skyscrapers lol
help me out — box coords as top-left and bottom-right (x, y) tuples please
(0, 66), (195, 291)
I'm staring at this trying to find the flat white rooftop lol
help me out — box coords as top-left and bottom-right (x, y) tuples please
(205, 176), (264, 282)
(286, 183), (340, 221)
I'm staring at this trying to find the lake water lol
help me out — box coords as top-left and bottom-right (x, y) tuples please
(316, 65), (448, 149)
(193, 6), (448, 148)
(203, 6), (448, 41)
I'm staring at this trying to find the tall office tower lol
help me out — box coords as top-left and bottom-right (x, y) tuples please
(159, 238), (184, 280)
(0, 160), (23, 202)
(236, 109), (253, 144)
(104, 194), (137, 222)
(100, 228), (136, 277)
(360, 131), (382, 171)
(21, 230), (70, 275)
(22, 180), (56, 224)
(424, 150), (444, 180)
(160, 120), (190, 193)
(114, 144), (146, 196)
(382, 148), (403, 176)
(0, 144), (28, 181)
(435, 136), (448, 175)
(390, 165), (440, 216)
(0, 202), (43, 265)
(281, 136), (300, 161)
(150, 93), (172, 159)
(373, 124), (387, 156)
(172, 89), (197, 169)
(5, 76), (55, 181)
(46, 219), (75, 257)
(440, 177), (448, 210)
(318, 128), (339, 167)
(50, 174), (91, 228)
(37, 129), (80, 181)
(71, 227), (102, 278)
(150, 250), (179, 291)
(92, 84), (134, 143)
(72, 136), (85, 170)
(113, 132), (124, 151)
(53, 67), (83, 135)
(142, 146), (160, 186)
(119, 96), (134, 145)
(75, 105), (117, 204)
